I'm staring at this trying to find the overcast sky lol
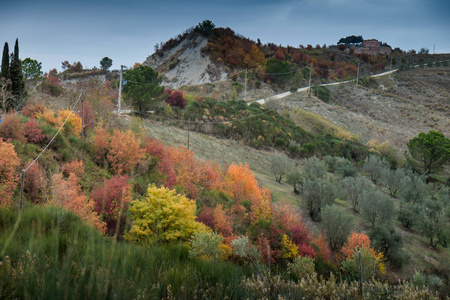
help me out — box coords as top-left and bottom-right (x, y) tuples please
(1, 0), (449, 72)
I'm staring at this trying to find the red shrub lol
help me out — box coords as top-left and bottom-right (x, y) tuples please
(165, 89), (186, 109)
(77, 100), (96, 130)
(24, 161), (46, 203)
(22, 103), (45, 118)
(92, 175), (132, 235)
(25, 117), (45, 143)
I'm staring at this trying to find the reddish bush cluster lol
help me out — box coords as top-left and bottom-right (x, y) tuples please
(165, 89), (186, 109)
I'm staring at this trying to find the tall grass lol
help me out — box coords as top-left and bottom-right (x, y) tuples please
(0, 205), (249, 299)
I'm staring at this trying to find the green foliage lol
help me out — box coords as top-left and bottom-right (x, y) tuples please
(362, 154), (389, 184)
(381, 167), (407, 197)
(189, 231), (224, 260)
(0, 206), (249, 299)
(288, 256), (315, 279)
(419, 186), (449, 247)
(265, 58), (291, 84)
(99, 57), (113, 71)
(303, 156), (327, 181)
(122, 65), (164, 113)
(324, 156), (358, 178)
(269, 153), (291, 183)
(302, 178), (339, 221)
(407, 130), (450, 175)
(1, 42), (9, 81)
(398, 174), (429, 229)
(9, 39), (26, 109)
(369, 224), (404, 263)
(360, 189), (395, 228)
(21, 58), (42, 79)
(194, 20), (216, 36)
(321, 205), (354, 250)
(338, 35), (363, 45)
(340, 247), (378, 281)
(358, 76), (377, 88)
(231, 236), (264, 275)
(341, 176), (371, 213)
(311, 85), (330, 102)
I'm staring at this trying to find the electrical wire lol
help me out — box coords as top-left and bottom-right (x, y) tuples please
(129, 98), (288, 125)
(24, 92), (83, 172)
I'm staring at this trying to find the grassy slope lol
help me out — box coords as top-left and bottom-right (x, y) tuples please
(283, 67), (450, 153)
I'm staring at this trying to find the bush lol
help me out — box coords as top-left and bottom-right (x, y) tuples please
(311, 86), (330, 102)
(0, 113), (26, 143)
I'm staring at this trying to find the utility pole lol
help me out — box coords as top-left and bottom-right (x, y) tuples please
(118, 65), (124, 115)
(356, 61), (360, 88)
(247, 118), (251, 144)
(244, 68), (247, 101)
(19, 169), (25, 211)
(308, 63), (313, 96)
(81, 94), (84, 139)
(267, 245), (271, 275)
(389, 57), (392, 80)
(187, 118), (190, 149)
(433, 44), (435, 55)
(358, 250), (363, 298)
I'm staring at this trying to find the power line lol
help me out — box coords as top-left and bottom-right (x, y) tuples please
(130, 97), (287, 125)
(24, 92), (83, 172)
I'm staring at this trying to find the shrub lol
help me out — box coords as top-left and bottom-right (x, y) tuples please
(0, 138), (20, 206)
(288, 256), (315, 278)
(24, 117), (45, 143)
(92, 175), (132, 236)
(0, 113), (26, 143)
(165, 89), (186, 109)
(125, 185), (208, 244)
(108, 129), (145, 174)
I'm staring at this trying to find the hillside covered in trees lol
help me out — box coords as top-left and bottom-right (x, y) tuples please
(1, 31), (450, 299)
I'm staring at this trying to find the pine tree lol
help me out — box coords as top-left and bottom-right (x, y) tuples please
(10, 38), (26, 110)
(1, 42), (9, 80)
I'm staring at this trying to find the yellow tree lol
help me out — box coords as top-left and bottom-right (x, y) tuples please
(125, 185), (208, 244)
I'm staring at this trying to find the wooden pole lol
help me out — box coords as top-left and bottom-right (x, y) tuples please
(187, 118), (190, 150)
(81, 94), (84, 139)
(267, 245), (270, 275)
(358, 250), (363, 298)
(19, 170), (25, 211)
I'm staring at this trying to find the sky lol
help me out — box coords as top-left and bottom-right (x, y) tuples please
(1, 0), (449, 72)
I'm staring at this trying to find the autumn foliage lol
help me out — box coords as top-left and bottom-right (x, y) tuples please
(50, 170), (105, 232)
(164, 89), (186, 109)
(92, 175), (132, 235)
(0, 138), (20, 206)
(108, 129), (145, 174)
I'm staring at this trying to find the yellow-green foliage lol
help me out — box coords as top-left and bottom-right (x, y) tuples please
(281, 234), (299, 259)
(291, 108), (358, 141)
(125, 185), (208, 244)
(288, 256), (315, 278)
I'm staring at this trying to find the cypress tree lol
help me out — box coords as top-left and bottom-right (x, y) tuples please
(1, 42), (9, 80)
(10, 38), (26, 109)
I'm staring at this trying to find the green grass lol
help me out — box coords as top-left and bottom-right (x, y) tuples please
(0, 205), (250, 299)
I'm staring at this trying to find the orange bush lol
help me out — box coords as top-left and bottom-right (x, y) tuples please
(108, 129), (145, 174)
(51, 172), (105, 232)
(0, 138), (20, 206)
(0, 113), (26, 143)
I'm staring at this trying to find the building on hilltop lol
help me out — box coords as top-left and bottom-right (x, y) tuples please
(352, 39), (392, 55)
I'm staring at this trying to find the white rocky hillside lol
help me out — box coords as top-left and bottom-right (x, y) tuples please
(142, 35), (230, 89)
